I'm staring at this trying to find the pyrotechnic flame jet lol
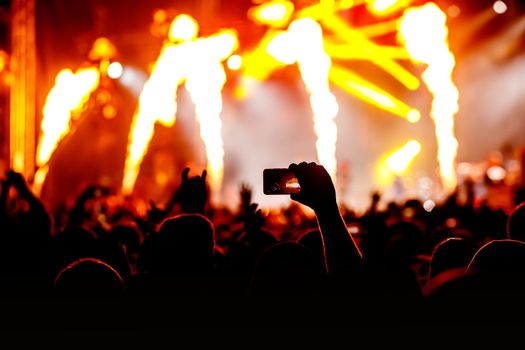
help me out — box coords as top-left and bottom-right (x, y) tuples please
(34, 67), (100, 193)
(267, 18), (339, 179)
(122, 14), (237, 200)
(398, 3), (460, 193)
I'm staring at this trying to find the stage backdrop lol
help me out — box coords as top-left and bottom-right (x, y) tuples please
(35, 0), (525, 210)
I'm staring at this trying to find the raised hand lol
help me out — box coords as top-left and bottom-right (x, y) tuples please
(68, 184), (110, 226)
(0, 177), (8, 217)
(239, 183), (252, 211)
(288, 162), (336, 213)
(288, 161), (362, 273)
(5, 171), (31, 196)
(147, 199), (165, 224)
(78, 185), (110, 202)
(369, 190), (381, 214)
(176, 168), (208, 214)
(243, 202), (265, 235)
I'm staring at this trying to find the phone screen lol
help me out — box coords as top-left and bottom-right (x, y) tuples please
(263, 168), (301, 195)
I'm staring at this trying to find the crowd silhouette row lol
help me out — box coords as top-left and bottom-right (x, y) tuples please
(2, 161), (525, 329)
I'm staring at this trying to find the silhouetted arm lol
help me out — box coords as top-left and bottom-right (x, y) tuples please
(174, 168), (208, 215)
(148, 168), (208, 223)
(6, 171), (52, 232)
(289, 162), (362, 274)
(0, 178), (8, 225)
(68, 185), (108, 226)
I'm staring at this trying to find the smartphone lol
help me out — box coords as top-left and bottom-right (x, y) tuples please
(263, 168), (301, 195)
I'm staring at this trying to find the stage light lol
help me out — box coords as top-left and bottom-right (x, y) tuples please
(168, 14), (199, 42)
(493, 1), (508, 14)
(447, 5), (461, 18)
(107, 61), (123, 79)
(386, 140), (421, 175)
(102, 104), (117, 119)
(423, 199), (436, 212)
(227, 54), (242, 70)
(407, 109), (421, 123)
(248, 0), (294, 27)
(153, 9), (167, 23)
(321, 14), (420, 91)
(89, 37), (117, 61)
(487, 166), (506, 182)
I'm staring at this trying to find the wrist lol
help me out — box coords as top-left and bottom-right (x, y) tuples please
(313, 200), (340, 220)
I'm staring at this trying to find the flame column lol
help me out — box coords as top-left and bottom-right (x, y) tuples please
(10, 0), (36, 178)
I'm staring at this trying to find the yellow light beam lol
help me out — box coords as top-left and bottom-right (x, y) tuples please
(329, 64), (420, 122)
(322, 14), (420, 90)
(325, 42), (411, 60)
(236, 30), (287, 99)
(297, 0), (366, 20)
(376, 139), (421, 185)
(358, 19), (401, 37)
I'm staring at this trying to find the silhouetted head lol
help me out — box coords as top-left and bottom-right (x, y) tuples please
(386, 221), (424, 266)
(249, 241), (325, 297)
(467, 239), (525, 294)
(507, 202), (525, 241)
(109, 224), (142, 256)
(141, 214), (215, 275)
(53, 258), (124, 298)
(297, 229), (326, 271)
(468, 239), (525, 275)
(50, 226), (97, 275)
(95, 236), (131, 278)
(428, 237), (476, 280)
(402, 199), (424, 219)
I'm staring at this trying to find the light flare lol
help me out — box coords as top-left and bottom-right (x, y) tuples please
(248, 0), (294, 27)
(168, 14), (199, 42)
(377, 140), (421, 184)
(329, 64), (420, 122)
(227, 54), (242, 70)
(107, 61), (123, 79)
(399, 3), (459, 192)
(36, 67), (100, 167)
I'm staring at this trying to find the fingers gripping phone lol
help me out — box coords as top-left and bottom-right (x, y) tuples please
(263, 169), (301, 195)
